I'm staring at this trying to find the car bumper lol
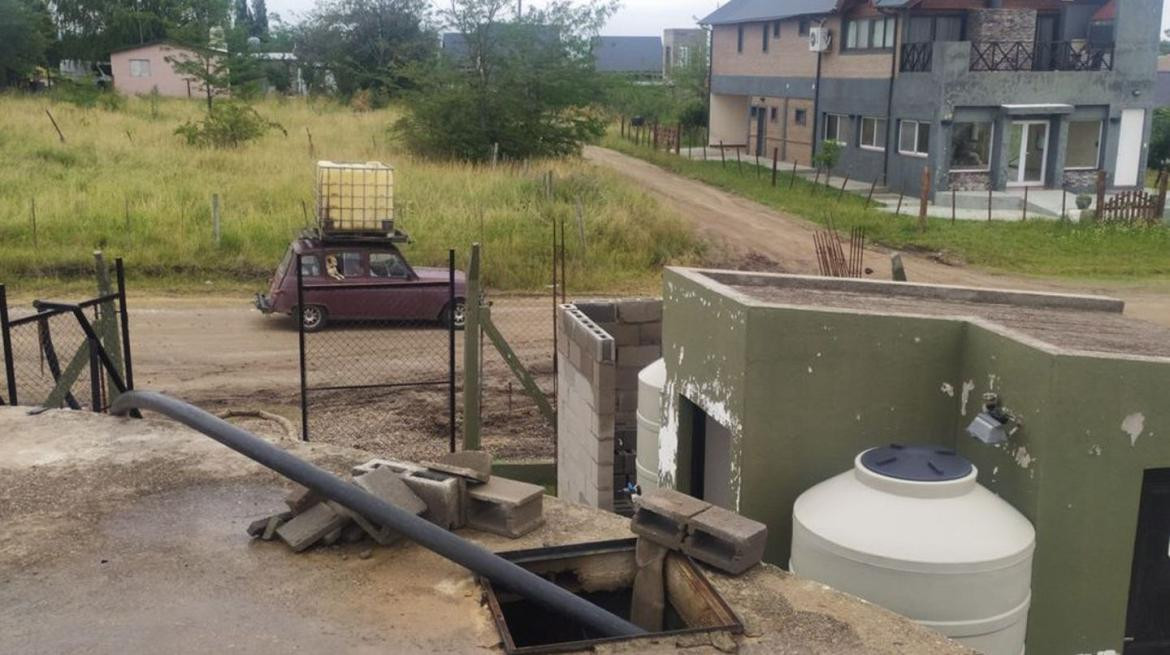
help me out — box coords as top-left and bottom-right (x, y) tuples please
(254, 293), (274, 313)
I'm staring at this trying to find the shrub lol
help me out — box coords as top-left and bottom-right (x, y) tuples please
(1075, 194), (1093, 210)
(49, 79), (124, 110)
(174, 101), (285, 148)
(812, 140), (842, 172)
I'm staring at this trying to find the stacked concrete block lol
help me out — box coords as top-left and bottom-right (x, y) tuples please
(558, 299), (663, 513)
(276, 502), (349, 552)
(466, 476), (544, 538)
(630, 489), (768, 576)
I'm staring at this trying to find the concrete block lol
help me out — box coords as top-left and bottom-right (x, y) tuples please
(355, 467), (429, 515)
(638, 322), (662, 345)
(262, 513), (292, 541)
(594, 361), (616, 394)
(327, 501), (401, 546)
(351, 458), (425, 478)
(423, 450), (492, 483)
(618, 345), (661, 370)
(682, 505), (768, 575)
(321, 527), (343, 547)
(631, 489), (711, 549)
(617, 299), (662, 324)
(574, 301), (617, 323)
(630, 538), (669, 631)
(246, 516), (270, 538)
(403, 470), (466, 530)
(606, 322), (641, 345)
(285, 485), (321, 514)
(276, 503), (347, 552)
(467, 476), (544, 538)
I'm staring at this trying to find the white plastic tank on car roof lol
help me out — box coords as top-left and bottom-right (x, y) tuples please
(790, 444), (1034, 655)
(635, 359), (666, 492)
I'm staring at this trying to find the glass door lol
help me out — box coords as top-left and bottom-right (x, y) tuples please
(1007, 121), (1049, 186)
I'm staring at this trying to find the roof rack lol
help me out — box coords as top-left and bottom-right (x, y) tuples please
(300, 227), (412, 245)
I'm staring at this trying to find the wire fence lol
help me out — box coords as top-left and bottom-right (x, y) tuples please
(296, 252), (457, 458)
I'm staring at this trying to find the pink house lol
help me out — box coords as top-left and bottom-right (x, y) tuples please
(110, 40), (226, 98)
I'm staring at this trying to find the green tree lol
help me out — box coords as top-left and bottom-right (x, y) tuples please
(250, 0), (268, 38)
(1149, 107), (1170, 170)
(397, 0), (618, 160)
(294, 0), (436, 99)
(0, 0), (52, 87)
(234, 0), (252, 30)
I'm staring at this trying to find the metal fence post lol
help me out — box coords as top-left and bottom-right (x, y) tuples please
(448, 249), (456, 454)
(464, 244), (482, 451)
(115, 258), (134, 390)
(0, 284), (16, 405)
(296, 254), (309, 441)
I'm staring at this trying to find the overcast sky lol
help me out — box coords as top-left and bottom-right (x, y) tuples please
(266, 0), (1170, 37)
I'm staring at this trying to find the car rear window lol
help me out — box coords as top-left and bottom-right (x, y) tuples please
(300, 255), (321, 277)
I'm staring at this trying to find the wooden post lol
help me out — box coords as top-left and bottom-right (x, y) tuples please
(895, 192), (904, 216)
(1095, 170), (1107, 217)
(755, 153), (761, 179)
(30, 198), (37, 247)
(463, 243), (482, 450)
(735, 147), (742, 174)
(865, 178), (877, 208)
(491, 142), (499, 168)
(837, 175), (850, 201)
(1022, 186), (1029, 222)
(45, 109), (65, 143)
(917, 166), (930, 233)
(652, 121), (659, 150)
(306, 127), (314, 158)
(621, 116), (626, 138)
(676, 124), (682, 156)
(811, 168), (821, 192)
(789, 160), (798, 189)
(988, 186), (993, 222)
(719, 141), (726, 167)
(771, 148), (779, 187)
(1060, 188), (1067, 221)
(951, 187), (956, 224)
(211, 193), (221, 244)
(1157, 170), (1168, 222)
(124, 197), (131, 232)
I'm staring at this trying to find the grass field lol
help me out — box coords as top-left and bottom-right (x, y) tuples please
(0, 94), (703, 294)
(604, 132), (1170, 279)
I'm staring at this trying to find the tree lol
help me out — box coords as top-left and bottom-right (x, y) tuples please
(294, 0), (436, 99)
(234, 0), (251, 30)
(250, 0), (268, 39)
(1162, 29), (1170, 56)
(0, 0), (52, 87)
(1149, 108), (1170, 170)
(396, 0), (618, 160)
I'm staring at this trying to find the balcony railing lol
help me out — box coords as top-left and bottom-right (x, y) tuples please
(900, 42), (933, 73)
(970, 41), (1114, 72)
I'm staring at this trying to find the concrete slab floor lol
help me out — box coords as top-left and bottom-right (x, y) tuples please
(0, 408), (971, 654)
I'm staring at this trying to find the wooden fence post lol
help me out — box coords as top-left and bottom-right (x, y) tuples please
(676, 124), (682, 156)
(719, 140), (726, 167)
(917, 166), (930, 232)
(1096, 170), (1107, 218)
(771, 148), (779, 187)
(1022, 186), (1029, 222)
(789, 160), (798, 189)
(211, 193), (221, 244)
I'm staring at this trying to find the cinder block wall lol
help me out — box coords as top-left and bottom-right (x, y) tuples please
(556, 299), (663, 511)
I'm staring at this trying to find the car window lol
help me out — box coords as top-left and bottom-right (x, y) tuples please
(299, 254), (321, 277)
(369, 252), (408, 278)
(325, 251), (362, 280)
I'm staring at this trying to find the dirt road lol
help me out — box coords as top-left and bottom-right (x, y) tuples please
(584, 146), (1170, 328)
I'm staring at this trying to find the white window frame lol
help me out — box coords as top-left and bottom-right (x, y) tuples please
(949, 121), (995, 172)
(1065, 120), (1103, 171)
(823, 113), (848, 145)
(860, 116), (886, 151)
(129, 59), (151, 78)
(898, 120), (930, 157)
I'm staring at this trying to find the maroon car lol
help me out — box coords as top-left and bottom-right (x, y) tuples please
(256, 236), (467, 331)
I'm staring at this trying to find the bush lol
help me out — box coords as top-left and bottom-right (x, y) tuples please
(1075, 194), (1093, 210)
(174, 101), (285, 148)
(812, 140), (842, 172)
(1149, 107), (1170, 169)
(49, 79), (124, 110)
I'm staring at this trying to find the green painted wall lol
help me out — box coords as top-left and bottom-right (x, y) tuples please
(659, 269), (1170, 655)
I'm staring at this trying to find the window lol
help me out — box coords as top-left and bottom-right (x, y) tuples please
(369, 252), (409, 278)
(773, 21), (781, 38)
(794, 108), (807, 126)
(1066, 120), (1103, 169)
(949, 121), (994, 171)
(823, 113), (847, 144)
(898, 120), (930, 157)
(844, 17), (895, 50)
(327, 251), (362, 279)
(737, 25), (744, 53)
(763, 24), (770, 52)
(906, 15), (964, 43)
(770, 107), (778, 122)
(300, 255), (322, 278)
(129, 59), (151, 78)
(798, 19), (810, 36)
(860, 117), (887, 151)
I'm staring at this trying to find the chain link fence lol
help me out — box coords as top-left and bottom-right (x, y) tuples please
(296, 252), (457, 460)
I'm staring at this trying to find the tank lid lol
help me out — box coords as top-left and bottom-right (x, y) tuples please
(860, 444), (973, 482)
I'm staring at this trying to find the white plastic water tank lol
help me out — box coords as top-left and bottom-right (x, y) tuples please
(635, 359), (666, 492)
(790, 445), (1034, 655)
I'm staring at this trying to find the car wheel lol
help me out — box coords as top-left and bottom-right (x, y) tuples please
(300, 305), (328, 332)
(442, 299), (466, 330)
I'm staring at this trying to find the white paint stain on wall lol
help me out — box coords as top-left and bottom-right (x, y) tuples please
(940, 382), (955, 397)
(960, 380), (976, 416)
(1088, 444), (1102, 456)
(1122, 413), (1145, 447)
(1013, 446), (1035, 469)
(987, 374), (999, 391)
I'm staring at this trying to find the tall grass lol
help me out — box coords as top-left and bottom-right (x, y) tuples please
(0, 94), (703, 293)
(604, 131), (1170, 279)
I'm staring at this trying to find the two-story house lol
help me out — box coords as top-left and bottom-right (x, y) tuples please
(701, 0), (1160, 200)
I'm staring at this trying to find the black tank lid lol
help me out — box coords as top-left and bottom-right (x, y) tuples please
(860, 444), (974, 482)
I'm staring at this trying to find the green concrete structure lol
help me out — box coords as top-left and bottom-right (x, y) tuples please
(658, 267), (1170, 655)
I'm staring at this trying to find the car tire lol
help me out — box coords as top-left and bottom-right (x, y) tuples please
(442, 299), (466, 330)
(300, 305), (328, 332)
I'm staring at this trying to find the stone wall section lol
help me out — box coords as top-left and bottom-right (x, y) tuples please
(557, 299), (663, 512)
(968, 9), (1037, 44)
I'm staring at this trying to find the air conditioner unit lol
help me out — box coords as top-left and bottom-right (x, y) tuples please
(808, 26), (831, 52)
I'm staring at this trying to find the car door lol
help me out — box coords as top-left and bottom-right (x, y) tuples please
(365, 251), (428, 321)
(315, 250), (367, 319)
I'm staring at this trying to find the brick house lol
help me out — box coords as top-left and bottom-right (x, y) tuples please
(701, 0), (1161, 198)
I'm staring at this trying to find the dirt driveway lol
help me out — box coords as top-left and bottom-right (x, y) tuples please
(584, 146), (1170, 328)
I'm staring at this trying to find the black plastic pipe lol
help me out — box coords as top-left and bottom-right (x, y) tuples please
(109, 390), (645, 640)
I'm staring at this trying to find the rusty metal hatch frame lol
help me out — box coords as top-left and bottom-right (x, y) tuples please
(479, 538), (743, 655)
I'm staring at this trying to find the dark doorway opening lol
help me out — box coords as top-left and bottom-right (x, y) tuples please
(1124, 468), (1170, 653)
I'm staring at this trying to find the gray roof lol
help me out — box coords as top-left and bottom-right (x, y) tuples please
(700, 0), (838, 26)
(592, 36), (663, 74)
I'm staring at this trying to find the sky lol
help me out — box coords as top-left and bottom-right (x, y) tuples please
(265, 0), (1170, 37)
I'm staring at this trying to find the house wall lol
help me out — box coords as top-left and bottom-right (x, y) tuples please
(657, 267), (1170, 654)
(111, 44), (218, 98)
(709, 93), (750, 147)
